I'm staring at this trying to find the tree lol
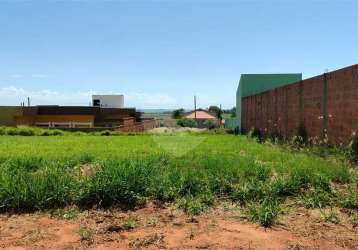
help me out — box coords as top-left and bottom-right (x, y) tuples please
(208, 106), (222, 119)
(172, 108), (185, 119)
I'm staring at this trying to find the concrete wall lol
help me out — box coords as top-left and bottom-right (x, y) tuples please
(0, 106), (23, 126)
(241, 64), (358, 144)
(92, 95), (124, 108)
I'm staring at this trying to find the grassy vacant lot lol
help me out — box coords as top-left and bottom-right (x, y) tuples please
(0, 133), (357, 228)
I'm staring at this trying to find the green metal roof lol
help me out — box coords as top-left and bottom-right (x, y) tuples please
(235, 73), (302, 130)
(238, 73), (302, 98)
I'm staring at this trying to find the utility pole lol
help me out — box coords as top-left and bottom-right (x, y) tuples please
(194, 95), (197, 120)
(220, 104), (222, 127)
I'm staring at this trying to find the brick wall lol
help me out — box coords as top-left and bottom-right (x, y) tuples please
(241, 64), (358, 144)
(116, 119), (156, 133)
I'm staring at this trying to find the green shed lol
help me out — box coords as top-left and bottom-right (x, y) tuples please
(234, 73), (302, 130)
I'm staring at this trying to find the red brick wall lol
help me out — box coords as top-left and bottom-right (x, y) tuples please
(242, 64), (358, 144)
(115, 119), (156, 133)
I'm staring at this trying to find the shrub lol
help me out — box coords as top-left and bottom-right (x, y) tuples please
(349, 137), (358, 164)
(248, 128), (264, 143)
(17, 126), (36, 136)
(52, 129), (64, 136)
(73, 131), (87, 136)
(203, 120), (218, 130)
(294, 121), (308, 146)
(40, 130), (52, 136)
(177, 118), (197, 128)
(5, 127), (19, 136)
(100, 130), (112, 136)
(0, 127), (5, 135)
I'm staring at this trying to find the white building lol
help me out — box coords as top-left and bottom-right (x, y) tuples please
(92, 95), (124, 108)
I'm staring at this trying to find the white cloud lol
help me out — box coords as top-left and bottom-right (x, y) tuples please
(0, 86), (177, 108)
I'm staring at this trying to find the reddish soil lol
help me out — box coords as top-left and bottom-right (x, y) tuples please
(0, 202), (357, 250)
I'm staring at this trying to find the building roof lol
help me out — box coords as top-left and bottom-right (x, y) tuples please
(185, 109), (217, 120)
(234, 73), (302, 130)
(238, 73), (302, 98)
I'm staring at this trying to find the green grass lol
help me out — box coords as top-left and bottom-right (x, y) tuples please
(0, 134), (355, 227)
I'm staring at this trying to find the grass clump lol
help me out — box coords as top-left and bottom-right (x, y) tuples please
(350, 214), (358, 228)
(320, 208), (340, 224)
(301, 189), (334, 209)
(180, 192), (214, 216)
(341, 188), (358, 210)
(247, 200), (281, 227)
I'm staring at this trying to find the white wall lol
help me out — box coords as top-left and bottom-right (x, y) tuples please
(92, 95), (124, 108)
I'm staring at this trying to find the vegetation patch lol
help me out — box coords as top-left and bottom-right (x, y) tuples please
(0, 134), (356, 228)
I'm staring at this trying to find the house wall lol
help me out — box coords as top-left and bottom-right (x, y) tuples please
(92, 95), (124, 108)
(241, 64), (358, 144)
(16, 115), (95, 126)
(0, 106), (23, 126)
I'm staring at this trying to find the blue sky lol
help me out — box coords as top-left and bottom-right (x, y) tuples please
(0, 0), (357, 109)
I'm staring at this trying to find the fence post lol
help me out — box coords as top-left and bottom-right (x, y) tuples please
(323, 73), (328, 139)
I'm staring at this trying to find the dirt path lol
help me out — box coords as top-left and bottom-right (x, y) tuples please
(0, 203), (357, 250)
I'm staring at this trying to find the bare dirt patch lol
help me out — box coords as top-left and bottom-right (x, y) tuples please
(0, 202), (357, 250)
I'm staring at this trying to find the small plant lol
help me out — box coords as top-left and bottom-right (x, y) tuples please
(247, 200), (281, 227)
(0, 126), (5, 135)
(146, 217), (159, 227)
(177, 118), (197, 128)
(78, 227), (92, 241)
(122, 217), (138, 230)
